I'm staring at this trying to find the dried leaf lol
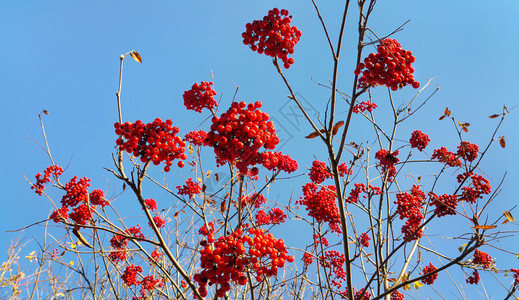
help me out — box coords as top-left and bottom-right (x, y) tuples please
(305, 129), (326, 139)
(43, 110), (49, 115)
(224, 193), (230, 199)
(206, 170), (212, 178)
(364, 253), (373, 258)
(444, 107), (451, 116)
(215, 173), (219, 181)
(174, 211), (179, 218)
(489, 114), (501, 119)
(332, 121), (344, 136)
(72, 229), (93, 249)
(417, 176), (421, 183)
(439, 115), (446, 121)
(130, 50), (142, 63)
(220, 201), (226, 212)
(503, 211), (516, 222)
(474, 225), (497, 230)
(462, 127), (468, 133)
(500, 137), (506, 148)
(123, 183), (126, 191)
(202, 184), (207, 193)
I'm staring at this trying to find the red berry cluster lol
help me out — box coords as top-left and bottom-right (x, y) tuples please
(255, 208), (287, 225)
(460, 173), (491, 204)
(199, 222), (215, 236)
(205, 101), (292, 174)
(472, 249), (492, 269)
(298, 183), (341, 233)
(90, 189), (109, 207)
(319, 250), (346, 289)
(457, 141), (479, 162)
(353, 288), (371, 300)
(241, 193), (267, 208)
(177, 178), (202, 197)
(429, 193), (458, 217)
(355, 38), (420, 90)
(346, 183), (366, 204)
(421, 263), (438, 285)
(183, 81), (218, 113)
(193, 226), (293, 298)
(359, 232), (370, 247)
(338, 162), (352, 177)
(122, 264), (142, 286)
(375, 149), (399, 182)
(390, 290), (405, 300)
(115, 118), (187, 172)
(394, 185), (426, 241)
(261, 151), (298, 173)
(409, 130), (430, 152)
(431, 147), (462, 167)
(149, 216), (166, 229)
(137, 275), (163, 299)
(466, 270), (480, 285)
(242, 8), (302, 69)
(32, 165), (64, 195)
(109, 226), (145, 263)
(308, 160), (332, 184)
(144, 198), (157, 211)
(184, 130), (208, 146)
(352, 101), (378, 114)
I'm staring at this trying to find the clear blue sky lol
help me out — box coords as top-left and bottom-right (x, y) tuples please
(1, 1), (518, 298)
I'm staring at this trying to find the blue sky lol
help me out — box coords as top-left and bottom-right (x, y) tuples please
(1, 1), (518, 298)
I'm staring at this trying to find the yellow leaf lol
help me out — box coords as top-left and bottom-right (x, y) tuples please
(414, 281), (423, 289)
(25, 251), (37, 262)
(188, 144), (193, 155)
(503, 211), (516, 222)
(69, 260), (74, 266)
(206, 170), (212, 178)
(130, 50), (142, 63)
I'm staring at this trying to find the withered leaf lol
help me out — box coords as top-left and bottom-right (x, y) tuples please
(332, 121), (344, 136)
(500, 137), (506, 148)
(202, 184), (207, 193)
(474, 225), (497, 230)
(43, 110), (49, 115)
(364, 253), (373, 258)
(123, 183), (127, 191)
(130, 50), (142, 63)
(462, 127), (468, 133)
(174, 211), (179, 218)
(489, 114), (501, 119)
(444, 107), (451, 116)
(439, 115), (446, 121)
(215, 173), (219, 181)
(503, 211), (516, 222)
(220, 201), (226, 212)
(305, 129), (326, 139)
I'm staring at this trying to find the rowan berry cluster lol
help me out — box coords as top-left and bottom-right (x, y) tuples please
(184, 130), (208, 146)
(457, 141), (479, 162)
(421, 263), (438, 285)
(308, 160), (332, 184)
(150, 216), (166, 229)
(109, 226), (145, 263)
(429, 193), (458, 217)
(198, 222), (215, 236)
(375, 149), (399, 181)
(352, 101), (378, 114)
(431, 147), (462, 167)
(242, 8), (302, 69)
(205, 101), (297, 174)
(472, 249), (492, 269)
(409, 130), (430, 151)
(355, 39), (420, 90)
(121, 265), (164, 299)
(359, 232), (370, 247)
(241, 193), (267, 208)
(298, 183), (342, 233)
(32, 165), (64, 195)
(61, 176), (107, 228)
(183, 81), (218, 113)
(90, 189), (109, 207)
(466, 270), (480, 285)
(346, 183), (366, 204)
(394, 185), (426, 241)
(255, 208), (287, 225)
(177, 178), (202, 197)
(338, 162), (352, 177)
(319, 250), (346, 289)
(144, 198), (157, 211)
(390, 290), (405, 300)
(511, 269), (519, 285)
(193, 226), (293, 298)
(122, 264), (142, 286)
(115, 118), (187, 172)
(353, 288), (371, 300)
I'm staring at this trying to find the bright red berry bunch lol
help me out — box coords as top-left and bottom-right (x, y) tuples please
(431, 147), (462, 167)
(390, 290), (405, 300)
(115, 118), (187, 172)
(308, 160), (332, 184)
(177, 178), (202, 197)
(466, 270), (480, 285)
(183, 81), (218, 113)
(457, 141), (479, 162)
(359, 232), (370, 247)
(352, 100), (378, 114)
(255, 208), (287, 225)
(375, 149), (399, 181)
(241, 193), (268, 208)
(205, 101), (284, 174)
(472, 249), (492, 269)
(346, 183), (366, 204)
(429, 193), (458, 217)
(298, 183), (341, 233)
(32, 165), (64, 195)
(109, 226), (145, 263)
(421, 263), (438, 285)
(122, 264), (143, 286)
(355, 38), (420, 90)
(242, 8), (302, 69)
(193, 226), (293, 298)
(319, 250), (346, 289)
(409, 130), (430, 151)
(510, 268), (519, 285)
(184, 130), (208, 146)
(395, 185), (426, 241)
(260, 151), (298, 173)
